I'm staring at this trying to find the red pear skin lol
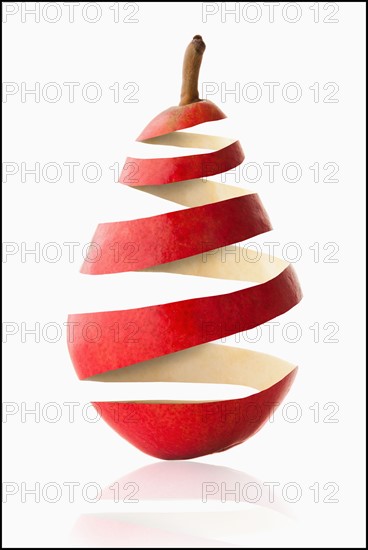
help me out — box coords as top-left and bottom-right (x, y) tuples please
(67, 36), (302, 460)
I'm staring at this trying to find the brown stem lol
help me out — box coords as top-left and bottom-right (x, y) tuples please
(179, 35), (206, 106)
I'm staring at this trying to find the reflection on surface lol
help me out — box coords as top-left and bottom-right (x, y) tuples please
(99, 461), (289, 514)
(73, 513), (241, 548)
(71, 461), (293, 548)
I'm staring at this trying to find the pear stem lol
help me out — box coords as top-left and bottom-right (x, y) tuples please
(179, 35), (206, 106)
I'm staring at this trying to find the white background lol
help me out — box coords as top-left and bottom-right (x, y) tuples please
(2, 1), (366, 547)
